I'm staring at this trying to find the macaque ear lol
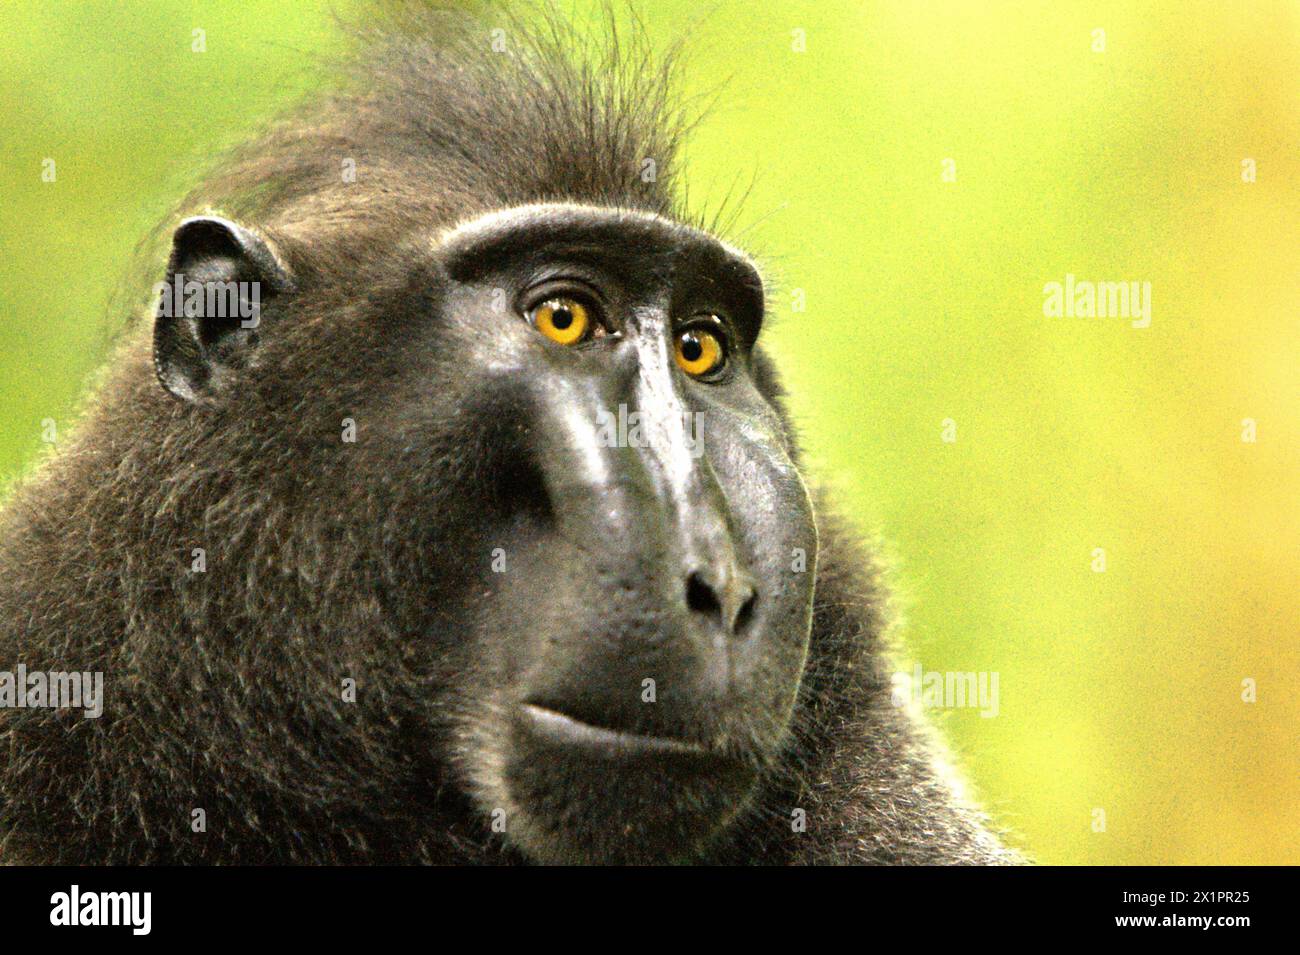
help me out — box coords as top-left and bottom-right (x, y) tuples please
(153, 215), (292, 401)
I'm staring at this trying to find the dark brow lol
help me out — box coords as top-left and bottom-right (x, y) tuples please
(437, 205), (760, 289)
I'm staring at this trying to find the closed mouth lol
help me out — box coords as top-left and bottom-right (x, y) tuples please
(517, 703), (710, 757)
(504, 702), (759, 864)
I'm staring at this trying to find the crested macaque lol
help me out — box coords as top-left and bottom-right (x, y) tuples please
(0, 3), (1019, 864)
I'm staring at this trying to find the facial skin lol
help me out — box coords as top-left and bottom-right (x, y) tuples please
(420, 205), (820, 862)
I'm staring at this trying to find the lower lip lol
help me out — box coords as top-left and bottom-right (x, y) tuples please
(517, 704), (709, 757)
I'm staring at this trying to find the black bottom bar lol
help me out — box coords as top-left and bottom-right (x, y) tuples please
(0, 865), (1283, 940)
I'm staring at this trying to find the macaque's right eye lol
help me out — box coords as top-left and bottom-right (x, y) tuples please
(526, 295), (603, 345)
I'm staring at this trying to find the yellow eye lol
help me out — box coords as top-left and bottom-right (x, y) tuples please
(530, 297), (590, 345)
(674, 327), (725, 377)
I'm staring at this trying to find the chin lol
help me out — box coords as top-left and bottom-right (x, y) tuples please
(465, 702), (762, 865)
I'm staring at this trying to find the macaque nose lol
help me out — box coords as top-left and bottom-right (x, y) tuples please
(686, 563), (758, 636)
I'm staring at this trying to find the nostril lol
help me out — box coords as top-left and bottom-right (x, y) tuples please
(686, 570), (758, 636)
(733, 587), (758, 635)
(686, 571), (723, 618)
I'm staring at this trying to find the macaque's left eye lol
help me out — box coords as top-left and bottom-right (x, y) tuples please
(529, 296), (592, 345)
(674, 324), (725, 378)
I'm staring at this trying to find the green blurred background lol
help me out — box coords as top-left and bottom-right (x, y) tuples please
(1, 1), (1296, 864)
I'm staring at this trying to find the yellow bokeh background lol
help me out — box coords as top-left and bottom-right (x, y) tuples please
(0, 1), (1295, 863)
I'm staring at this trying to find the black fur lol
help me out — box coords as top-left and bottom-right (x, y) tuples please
(0, 2), (1018, 865)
